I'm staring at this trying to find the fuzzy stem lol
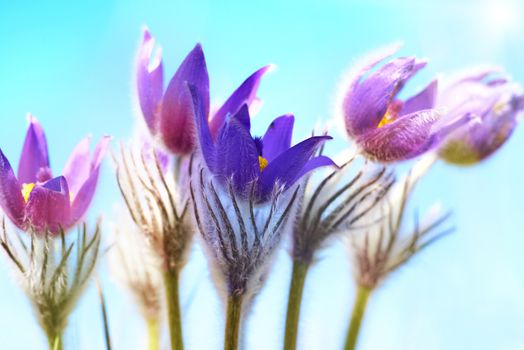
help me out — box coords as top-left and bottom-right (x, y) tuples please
(164, 269), (184, 350)
(283, 260), (310, 350)
(224, 294), (243, 350)
(147, 318), (160, 350)
(344, 285), (372, 350)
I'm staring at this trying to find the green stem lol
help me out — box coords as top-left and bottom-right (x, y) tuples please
(147, 318), (160, 350)
(283, 260), (310, 350)
(164, 269), (184, 350)
(344, 285), (372, 350)
(224, 294), (243, 350)
(47, 331), (63, 350)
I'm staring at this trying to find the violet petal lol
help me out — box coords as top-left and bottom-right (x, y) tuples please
(0, 149), (25, 228)
(17, 115), (51, 184)
(62, 136), (91, 196)
(344, 57), (425, 137)
(258, 136), (331, 199)
(401, 79), (438, 116)
(137, 28), (164, 134)
(214, 105), (259, 193)
(70, 137), (110, 224)
(25, 176), (71, 234)
(160, 44), (209, 155)
(189, 83), (216, 171)
(357, 109), (441, 162)
(261, 114), (294, 162)
(209, 65), (271, 137)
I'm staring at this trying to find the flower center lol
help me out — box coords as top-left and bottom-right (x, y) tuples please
(377, 112), (395, 128)
(378, 100), (403, 128)
(258, 156), (268, 171)
(21, 183), (35, 203)
(21, 182), (75, 203)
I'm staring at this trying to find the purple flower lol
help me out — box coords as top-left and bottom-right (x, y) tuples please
(190, 85), (335, 201)
(438, 68), (524, 165)
(0, 116), (110, 234)
(342, 47), (470, 163)
(137, 27), (270, 155)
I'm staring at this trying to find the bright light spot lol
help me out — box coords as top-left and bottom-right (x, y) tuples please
(479, 0), (521, 38)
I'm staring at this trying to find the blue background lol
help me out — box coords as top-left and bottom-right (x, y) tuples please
(1, 0), (523, 349)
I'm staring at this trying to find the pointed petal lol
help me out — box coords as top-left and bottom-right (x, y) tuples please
(210, 65), (271, 137)
(62, 136), (91, 196)
(160, 44), (209, 155)
(137, 28), (164, 134)
(0, 149), (24, 228)
(25, 176), (71, 234)
(91, 136), (112, 170)
(70, 137), (110, 223)
(231, 102), (251, 131)
(189, 83), (216, 171)
(344, 57), (426, 137)
(258, 136), (332, 199)
(262, 114), (294, 162)
(17, 115), (51, 184)
(297, 155), (338, 179)
(214, 105), (259, 193)
(357, 109), (444, 162)
(401, 79), (438, 116)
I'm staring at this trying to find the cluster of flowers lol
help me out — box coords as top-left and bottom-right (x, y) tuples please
(0, 28), (523, 350)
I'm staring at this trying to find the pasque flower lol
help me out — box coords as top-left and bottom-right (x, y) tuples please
(137, 28), (269, 155)
(438, 68), (524, 165)
(0, 116), (109, 234)
(189, 85), (334, 349)
(191, 85), (334, 201)
(342, 46), (470, 162)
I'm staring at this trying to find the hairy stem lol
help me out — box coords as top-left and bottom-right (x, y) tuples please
(224, 294), (243, 350)
(344, 285), (372, 350)
(283, 260), (310, 350)
(164, 269), (184, 350)
(147, 317), (160, 350)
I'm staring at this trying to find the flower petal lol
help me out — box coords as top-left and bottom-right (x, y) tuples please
(357, 109), (445, 162)
(401, 79), (438, 116)
(296, 155), (338, 180)
(214, 105), (259, 193)
(344, 57), (425, 137)
(62, 136), (91, 196)
(209, 65), (271, 137)
(258, 136), (332, 199)
(189, 83), (216, 171)
(25, 176), (71, 234)
(160, 44), (209, 155)
(262, 114), (294, 162)
(137, 28), (164, 134)
(17, 115), (51, 184)
(440, 95), (524, 164)
(70, 137), (110, 223)
(0, 149), (25, 228)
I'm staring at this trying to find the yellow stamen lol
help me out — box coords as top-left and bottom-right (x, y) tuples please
(69, 192), (74, 203)
(258, 156), (268, 171)
(21, 183), (35, 203)
(492, 100), (508, 116)
(377, 112), (395, 128)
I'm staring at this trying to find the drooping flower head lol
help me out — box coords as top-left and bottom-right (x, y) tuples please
(342, 46), (470, 163)
(137, 27), (270, 155)
(0, 116), (110, 234)
(190, 85), (334, 202)
(438, 68), (524, 165)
